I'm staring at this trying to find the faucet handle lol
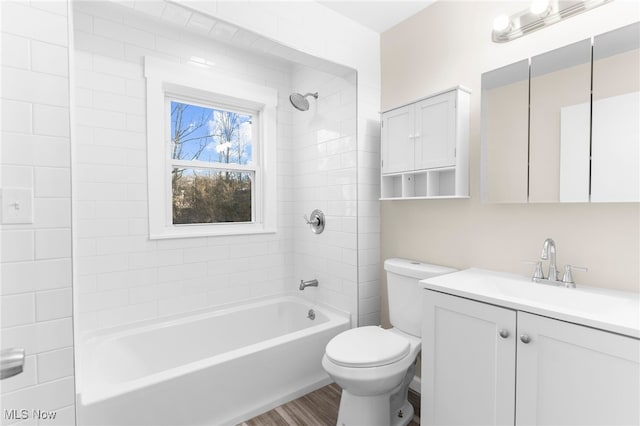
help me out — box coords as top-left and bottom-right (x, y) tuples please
(522, 260), (545, 282)
(562, 265), (588, 287)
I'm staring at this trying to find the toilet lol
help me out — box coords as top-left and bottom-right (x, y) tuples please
(322, 258), (456, 426)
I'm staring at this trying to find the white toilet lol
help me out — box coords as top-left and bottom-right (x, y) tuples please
(322, 258), (456, 426)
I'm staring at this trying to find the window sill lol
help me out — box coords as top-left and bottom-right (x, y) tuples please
(149, 224), (277, 240)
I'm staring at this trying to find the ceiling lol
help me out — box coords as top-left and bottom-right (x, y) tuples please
(317, 1), (437, 33)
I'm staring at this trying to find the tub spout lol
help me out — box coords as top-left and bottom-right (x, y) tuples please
(299, 279), (318, 290)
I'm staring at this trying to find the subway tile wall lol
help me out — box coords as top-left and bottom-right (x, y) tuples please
(185, 0), (382, 327)
(1, 1), (76, 425)
(71, 0), (379, 334)
(2, 1), (380, 423)
(292, 65), (359, 321)
(72, 1), (297, 333)
(357, 99), (382, 327)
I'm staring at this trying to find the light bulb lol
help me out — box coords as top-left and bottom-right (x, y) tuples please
(530, 0), (551, 16)
(492, 14), (511, 33)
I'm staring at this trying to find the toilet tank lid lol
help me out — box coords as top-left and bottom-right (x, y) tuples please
(384, 258), (457, 279)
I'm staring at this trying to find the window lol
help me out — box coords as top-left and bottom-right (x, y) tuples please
(169, 99), (256, 225)
(145, 57), (277, 239)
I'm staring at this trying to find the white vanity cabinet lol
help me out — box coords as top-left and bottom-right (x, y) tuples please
(422, 289), (640, 426)
(515, 311), (639, 425)
(422, 291), (516, 425)
(380, 87), (470, 199)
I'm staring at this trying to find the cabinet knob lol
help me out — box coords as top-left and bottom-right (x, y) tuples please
(498, 329), (510, 339)
(520, 334), (531, 344)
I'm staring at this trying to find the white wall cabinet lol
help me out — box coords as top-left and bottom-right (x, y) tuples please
(422, 290), (640, 426)
(381, 87), (470, 199)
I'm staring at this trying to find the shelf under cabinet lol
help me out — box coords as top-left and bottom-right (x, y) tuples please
(381, 168), (465, 199)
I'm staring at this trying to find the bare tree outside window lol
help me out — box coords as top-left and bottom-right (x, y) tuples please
(170, 101), (254, 225)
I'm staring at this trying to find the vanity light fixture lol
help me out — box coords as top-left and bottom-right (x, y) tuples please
(530, 0), (551, 17)
(492, 0), (613, 43)
(492, 14), (512, 33)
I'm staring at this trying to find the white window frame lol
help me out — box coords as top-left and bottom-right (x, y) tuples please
(145, 57), (277, 239)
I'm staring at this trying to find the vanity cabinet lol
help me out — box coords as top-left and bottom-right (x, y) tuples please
(422, 290), (640, 426)
(380, 87), (470, 199)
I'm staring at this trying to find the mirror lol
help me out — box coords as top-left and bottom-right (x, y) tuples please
(591, 23), (640, 202)
(530, 39), (591, 203)
(481, 22), (640, 203)
(481, 60), (529, 203)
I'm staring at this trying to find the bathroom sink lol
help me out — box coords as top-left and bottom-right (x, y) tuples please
(420, 268), (640, 338)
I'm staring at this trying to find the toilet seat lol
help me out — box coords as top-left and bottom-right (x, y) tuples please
(325, 326), (410, 368)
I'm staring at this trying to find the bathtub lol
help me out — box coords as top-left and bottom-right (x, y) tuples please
(76, 295), (350, 426)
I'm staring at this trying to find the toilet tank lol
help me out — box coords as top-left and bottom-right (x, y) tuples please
(384, 258), (457, 337)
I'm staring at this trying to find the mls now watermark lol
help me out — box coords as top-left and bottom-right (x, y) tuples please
(4, 409), (57, 421)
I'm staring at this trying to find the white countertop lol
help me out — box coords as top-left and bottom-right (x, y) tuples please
(420, 268), (640, 339)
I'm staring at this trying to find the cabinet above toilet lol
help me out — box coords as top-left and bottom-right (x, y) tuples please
(380, 86), (471, 200)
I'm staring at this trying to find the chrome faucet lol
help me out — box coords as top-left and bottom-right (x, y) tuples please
(531, 238), (587, 288)
(540, 238), (559, 282)
(299, 279), (318, 290)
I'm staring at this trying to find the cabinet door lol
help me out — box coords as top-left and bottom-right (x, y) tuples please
(414, 91), (456, 170)
(381, 105), (414, 174)
(516, 312), (640, 426)
(422, 290), (517, 426)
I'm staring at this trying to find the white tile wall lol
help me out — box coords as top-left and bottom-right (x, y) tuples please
(4, 1), (380, 424)
(73, 0), (382, 334)
(356, 86), (382, 326)
(72, 1), (297, 334)
(197, 0), (383, 326)
(291, 65), (359, 322)
(1, 1), (75, 423)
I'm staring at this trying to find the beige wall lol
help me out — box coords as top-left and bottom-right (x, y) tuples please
(380, 1), (640, 326)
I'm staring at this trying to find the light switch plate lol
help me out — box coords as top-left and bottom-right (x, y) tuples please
(2, 188), (34, 224)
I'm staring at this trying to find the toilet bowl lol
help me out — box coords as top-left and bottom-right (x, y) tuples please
(322, 327), (420, 426)
(322, 258), (456, 426)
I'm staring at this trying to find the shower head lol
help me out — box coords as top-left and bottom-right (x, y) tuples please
(289, 92), (318, 111)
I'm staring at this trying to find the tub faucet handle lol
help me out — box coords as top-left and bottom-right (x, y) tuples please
(304, 214), (319, 226)
(303, 209), (325, 234)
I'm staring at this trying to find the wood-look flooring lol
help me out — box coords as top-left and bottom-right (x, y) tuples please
(239, 383), (420, 426)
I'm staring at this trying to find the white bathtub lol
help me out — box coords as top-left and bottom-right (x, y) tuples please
(76, 295), (350, 426)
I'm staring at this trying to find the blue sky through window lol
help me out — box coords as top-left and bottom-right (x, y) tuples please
(170, 101), (253, 165)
